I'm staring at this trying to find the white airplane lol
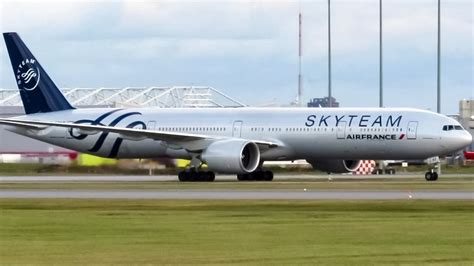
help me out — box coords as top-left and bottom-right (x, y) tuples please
(0, 33), (471, 181)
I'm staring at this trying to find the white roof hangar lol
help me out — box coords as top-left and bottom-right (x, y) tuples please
(0, 86), (246, 108)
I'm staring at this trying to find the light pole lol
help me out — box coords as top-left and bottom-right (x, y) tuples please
(437, 0), (441, 113)
(298, 12), (302, 107)
(379, 0), (383, 108)
(328, 0), (332, 107)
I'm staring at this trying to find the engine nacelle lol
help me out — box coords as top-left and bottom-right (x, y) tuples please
(201, 139), (260, 174)
(307, 159), (362, 173)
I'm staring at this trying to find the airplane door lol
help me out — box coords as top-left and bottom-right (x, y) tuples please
(337, 121), (347, 139)
(147, 121), (156, 130)
(407, 121), (418, 140)
(233, 121), (243, 137)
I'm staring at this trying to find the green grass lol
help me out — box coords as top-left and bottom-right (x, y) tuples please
(0, 199), (472, 265)
(0, 163), (47, 174)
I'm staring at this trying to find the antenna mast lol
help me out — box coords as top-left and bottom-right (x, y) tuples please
(297, 11), (303, 106)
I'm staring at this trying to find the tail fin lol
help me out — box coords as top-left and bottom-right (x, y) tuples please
(3, 32), (74, 114)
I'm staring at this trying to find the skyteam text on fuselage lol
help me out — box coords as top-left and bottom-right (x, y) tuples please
(305, 114), (402, 128)
(0, 32), (471, 182)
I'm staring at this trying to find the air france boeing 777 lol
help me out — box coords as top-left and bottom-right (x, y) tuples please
(0, 33), (471, 181)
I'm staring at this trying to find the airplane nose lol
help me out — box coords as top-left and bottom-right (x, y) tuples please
(443, 131), (473, 154)
(463, 131), (473, 147)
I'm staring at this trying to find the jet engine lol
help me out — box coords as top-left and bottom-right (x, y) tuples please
(307, 159), (362, 173)
(201, 139), (260, 174)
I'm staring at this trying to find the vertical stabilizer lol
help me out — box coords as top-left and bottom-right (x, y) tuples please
(3, 32), (74, 114)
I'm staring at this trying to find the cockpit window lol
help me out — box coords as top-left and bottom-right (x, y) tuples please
(443, 125), (464, 131)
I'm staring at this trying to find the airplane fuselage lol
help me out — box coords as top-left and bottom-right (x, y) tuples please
(6, 107), (469, 162)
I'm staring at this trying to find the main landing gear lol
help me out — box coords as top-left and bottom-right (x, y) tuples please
(177, 156), (274, 182)
(178, 156), (215, 182)
(178, 170), (215, 182)
(237, 170), (274, 181)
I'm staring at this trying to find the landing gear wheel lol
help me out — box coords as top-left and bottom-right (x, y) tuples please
(424, 172), (431, 181)
(254, 171), (264, 181)
(178, 170), (216, 182)
(237, 174), (248, 181)
(200, 171), (215, 182)
(200, 171), (209, 182)
(178, 171), (187, 182)
(425, 171), (438, 181)
(263, 171), (274, 181)
(207, 171), (215, 182)
(237, 170), (274, 181)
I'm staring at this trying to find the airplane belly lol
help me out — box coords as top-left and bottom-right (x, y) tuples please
(300, 139), (370, 159)
(386, 139), (442, 159)
(116, 139), (167, 158)
(291, 133), (433, 160)
(287, 134), (366, 159)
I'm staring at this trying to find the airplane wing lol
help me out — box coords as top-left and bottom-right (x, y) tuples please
(0, 118), (278, 151)
(0, 119), (47, 130)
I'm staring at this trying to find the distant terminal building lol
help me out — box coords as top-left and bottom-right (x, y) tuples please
(0, 86), (245, 163)
(307, 97), (339, 108)
(459, 99), (473, 152)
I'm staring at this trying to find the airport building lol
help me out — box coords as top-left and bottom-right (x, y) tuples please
(459, 99), (474, 151)
(307, 97), (340, 108)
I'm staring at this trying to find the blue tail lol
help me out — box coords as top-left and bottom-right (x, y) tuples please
(3, 32), (74, 114)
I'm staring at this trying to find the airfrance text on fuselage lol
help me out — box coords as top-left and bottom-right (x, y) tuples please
(305, 114), (403, 128)
(346, 134), (403, 140)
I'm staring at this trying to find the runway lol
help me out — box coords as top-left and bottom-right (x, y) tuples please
(1, 173), (473, 182)
(0, 190), (471, 200)
(1, 174), (472, 200)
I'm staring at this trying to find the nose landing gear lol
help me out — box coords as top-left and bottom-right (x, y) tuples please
(425, 156), (440, 181)
(424, 170), (438, 181)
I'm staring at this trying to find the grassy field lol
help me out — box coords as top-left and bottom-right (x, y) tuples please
(0, 199), (472, 265)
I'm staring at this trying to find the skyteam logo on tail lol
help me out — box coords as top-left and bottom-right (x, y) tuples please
(16, 59), (40, 91)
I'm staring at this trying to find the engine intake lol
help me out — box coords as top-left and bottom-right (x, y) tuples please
(307, 159), (362, 173)
(201, 139), (260, 174)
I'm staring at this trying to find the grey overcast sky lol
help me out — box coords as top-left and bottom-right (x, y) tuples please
(0, 0), (472, 114)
